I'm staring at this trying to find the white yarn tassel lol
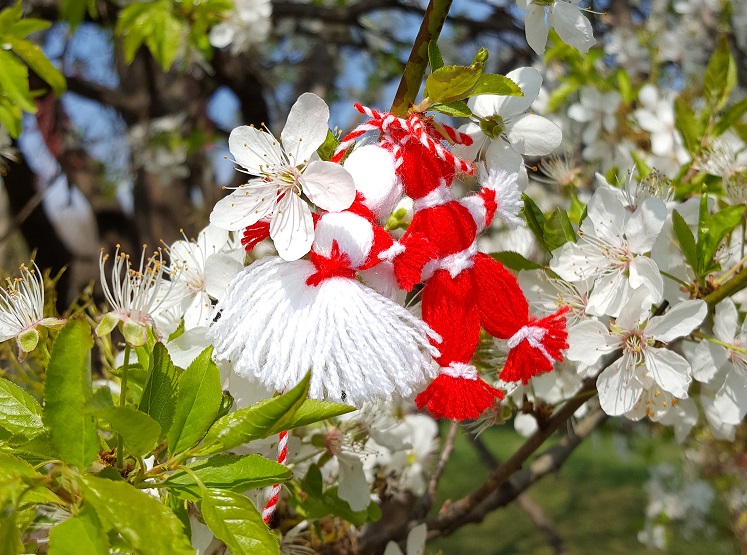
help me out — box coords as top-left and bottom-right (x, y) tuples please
(209, 257), (440, 406)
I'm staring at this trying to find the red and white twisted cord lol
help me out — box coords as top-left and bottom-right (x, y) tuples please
(262, 429), (288, 524)
(331, 103), (474, 175)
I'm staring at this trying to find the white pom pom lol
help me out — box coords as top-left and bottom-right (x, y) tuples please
(344, 144), (402, 221)
(209, 257), (438, 405)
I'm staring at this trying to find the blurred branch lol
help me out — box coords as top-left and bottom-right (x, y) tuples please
(65, 75), (145, 120)
(467, 432), (568, 555)
(414, 420), (459, 519)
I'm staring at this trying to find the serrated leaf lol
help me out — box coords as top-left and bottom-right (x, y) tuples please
(48, 504), (108, 555)
(468, 73), (522, 97)
(164, 454), (292, 501)
(430, 101), (472, 118)
(0, 377), (44, 441)
(543, 208), (576, 251)
(490, 251), (544, 272)
(0, 511), (23, 555)
(0, 50), (36, 113)
(138, 342), (179, 440)
(198, 372), (310, 456)
(5, 36), (66, 95)
(672, 210), (699, 275)
(267, 399), (355, 435)
(93, 406), (160, 457)
(714, 98), (747, 136)
(521, 193), (546, 250)
(43, 318), (99, 469)
(0, 452), (63, 507)
(425, 63), (484, 104)
(704, 36), (737, 112)
(317, 128), (340, 161)
(428, 39), (444, 71)
(201, 489), (279, 555)
(168, 346), (222, 456)
(674, 97), (701, 154)
(77, 474), (194, 555)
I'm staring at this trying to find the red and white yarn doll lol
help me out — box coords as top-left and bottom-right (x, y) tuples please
(333, 105), (569, 421)
(209, 143), (440, 408)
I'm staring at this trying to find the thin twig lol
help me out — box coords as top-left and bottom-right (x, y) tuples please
(414, 420), (459, 519)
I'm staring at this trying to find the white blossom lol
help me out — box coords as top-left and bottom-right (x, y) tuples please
(211, 93), (356, 260)
(517, 0), (596, 56)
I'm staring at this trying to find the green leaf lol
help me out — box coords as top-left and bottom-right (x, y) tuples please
(7, 19), (51, 38)
(546, 80), (581, 112)
(198, 372), (310, 456)
(672, 210), (699, 275)
(93, 406), (160, 457)
(521, 194), (546, 250)
(116, 1), (183, 70)
(0, 3), (23, 34)
(267, 399), (355, 435)
(48, 504), (109, 555)
(5, 36), (66, 95)
(316, 128), (340, 161)
(0, 50), (35, 113)
(293, 466), (378, 526)
(77, 474), (194, 555)
(60, 0), (97, 28)
(714, 97), (747, 136)
(0, 377), (44, 441)
(430, 101), (472, 118)
(699, 204), (745, 276)
(425, 63), (484, 104)
(490, 251), (544, 272)
(428, 39), (444, 71)
(43, 318), (99, 469)
(0, 452), (62, 507)
(704, 36), (737, 112)
(0, 98), (22, 137)
(164, 454), (292, 501)
(616, 69), (634, 105)
(467, 73), (522, 97)
(0, 511), (23, 555)
(139, 342), (179, 440)
(674, 97), (702, 154)
(168, 346), (222, 456)
(201, 489), (279, 555)
(543, 208), (576, 251)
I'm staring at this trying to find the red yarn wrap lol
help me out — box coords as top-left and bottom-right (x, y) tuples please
(415, 373), (504, 421)
(306, 241), (356, 286)
(500, 307), (570, 384)
(241, 220), (271, 252)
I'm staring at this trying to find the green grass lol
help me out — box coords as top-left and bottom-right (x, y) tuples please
(428, 423), (736, 555)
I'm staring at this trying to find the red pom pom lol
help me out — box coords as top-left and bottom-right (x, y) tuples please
(500, 307), (570, 384)
(241, 220), (271, 252)
(415, 374), (504, 421)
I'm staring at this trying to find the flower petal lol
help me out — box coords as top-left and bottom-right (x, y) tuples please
(496, 67), (543, 118)
(615, 287), (651, 331)
(210, 183), (277, 231)
(282, 92), (330, 164)
(269, 192), (314, 260)
(625, 198), (667, 253)
(597, 354), (644, 416)
(586, 269), (629, 317)
(302, 161), (356, 212)
(525, 7), (549, 56)
(566, 319), (617, 365)
(550, 1), (595, 53)
(646, 299), (707, 342)
(229, 126), (285, 175)
(644, 348), (692, 398)
(204, 253), (245, 299)
(713, 298), (738, 343)
(690, 340), (727, 383)
(337, 452), (370, 512)
(586, 187), (626, 243)
(628, 256), (664, 304)
(713, 370), (747, 424)
(504, 113), (562, 156)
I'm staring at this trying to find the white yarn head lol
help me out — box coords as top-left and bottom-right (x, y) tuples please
(344, 144), (402, 222)
(208, 257), (439, 406)
(312, 211), (374, 268)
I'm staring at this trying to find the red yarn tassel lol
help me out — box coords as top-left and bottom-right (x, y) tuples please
(500, 307), (570, 384)
(415, 373), (504, 421)
(391, 232), (438, 291)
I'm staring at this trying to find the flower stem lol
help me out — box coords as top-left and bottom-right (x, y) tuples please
(390, 0), (453, 117)
(116, 344), (132, 470)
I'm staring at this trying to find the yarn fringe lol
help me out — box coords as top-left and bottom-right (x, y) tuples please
(209, 257), (440, 406)
(415, 373), (504, 421)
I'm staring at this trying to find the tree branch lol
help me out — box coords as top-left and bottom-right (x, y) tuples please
(414, 420), (459, 519)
